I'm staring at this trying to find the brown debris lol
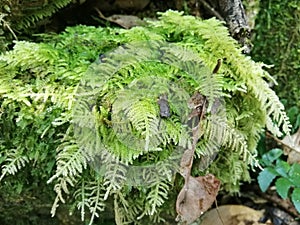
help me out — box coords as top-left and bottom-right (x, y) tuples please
(176, 174), (221, 224)
(176, 91), (220, 224)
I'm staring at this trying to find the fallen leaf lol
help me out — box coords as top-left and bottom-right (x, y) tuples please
(176, 174), (220, 224)
(106, 15), (146, 29)
(282, 127), (300, 163)
(200, 205), (265, 225)
(95, 8), (146, 29)
(176, 92), (220, 224)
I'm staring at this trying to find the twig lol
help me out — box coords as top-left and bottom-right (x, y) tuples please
(265, 131), (293, 150)
(262, 191), (300, 218)
(0, 14), (18, 41)
(249, 184), (300, 219)
(198, 0), (224, 21)
(194, 0), (201, 17)
(215, 200), (225, 225)
(94, 7), (106, 20)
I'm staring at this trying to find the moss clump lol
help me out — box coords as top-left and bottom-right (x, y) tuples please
(0, 11), (291, 224)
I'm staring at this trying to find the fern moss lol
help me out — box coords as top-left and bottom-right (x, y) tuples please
(0, 11), (291, 224)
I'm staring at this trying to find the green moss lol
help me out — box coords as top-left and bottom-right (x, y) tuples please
(252, 0), (300, 110)
(0, 11), (291, 224)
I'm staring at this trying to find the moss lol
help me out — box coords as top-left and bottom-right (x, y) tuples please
(252, 0), (300, 110)
(0, 11), (291, 224)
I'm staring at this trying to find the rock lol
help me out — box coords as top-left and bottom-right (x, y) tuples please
(200, 205), (266, 225)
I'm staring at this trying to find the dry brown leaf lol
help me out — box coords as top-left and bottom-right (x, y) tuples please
(176, 91), (220, 224)
(282, 127), (300, 163)
(176, 174), (220, 224)
(106, 15), (146, 29)
(95, 8), (146, 29)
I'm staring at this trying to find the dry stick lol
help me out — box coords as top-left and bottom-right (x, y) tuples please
(260, 190), (300, 218)
(198, 0), (224, 21)
(214, 200), (225, 225)
(266, 131), (294, 151)
(0, 18), (18, 41)
(189, 95), (207, 170)
(194, 0), (201, 17)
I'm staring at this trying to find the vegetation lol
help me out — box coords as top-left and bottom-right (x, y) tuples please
(252, 0), (300, 217)
(258, 148), (300, 213)
(252, 0), (300, 112)
(0, 0), (73, 51)
(0, 6), (295, 225)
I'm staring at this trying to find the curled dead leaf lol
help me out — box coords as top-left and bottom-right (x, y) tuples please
(176, 90), (220, 224)
(176, 174), (220, 224)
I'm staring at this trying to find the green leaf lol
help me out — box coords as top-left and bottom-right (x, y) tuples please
(287, 106), (299, 122)
(291, 188), (300, 213)
(295, 114), (300, 130)
(258, 167), (278, 192)
(275, 177), (292, 199)
(288, 163), (300, 187)
(287, 106), (300, 132)
(275, 159), (290, 177)
(261, 148), (283, 166)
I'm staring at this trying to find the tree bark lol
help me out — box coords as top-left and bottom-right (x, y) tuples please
(217, 0), (249, 36)
(202, 0), (251, 53)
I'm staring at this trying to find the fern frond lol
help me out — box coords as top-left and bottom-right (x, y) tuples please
(4, 0), (72, 32)
(209, 151), (250, 192)
(51, 175), (78, 216)
(86, 177), (106, 225)
(73, 180), (89, 221)
(204, 115), (248, 157)
(47, 138), (87, 184)
(228, 153), (251, 186)
(125, 99), (160, 151)
(47, 136), (88, 217)
(0, 41), (60, 70)
(249, 79), (291, 136)
(152, 10), (291, 137)
(266, 116), (283, 137)
(145, 179), (170, 215)
(102, 157), (128, 200)
(0, 148), (29, 181)
(73, 177), (107, 224)
(114, 190), (144, 225)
